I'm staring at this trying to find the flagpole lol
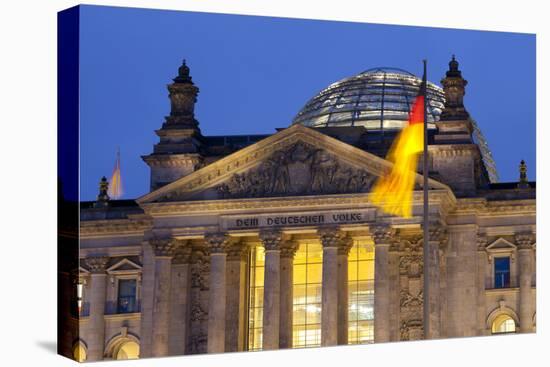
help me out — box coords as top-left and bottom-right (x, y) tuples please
(422, 59), (430, 339)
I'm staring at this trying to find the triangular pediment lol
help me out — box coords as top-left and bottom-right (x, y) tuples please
(486, 238), (517, 251)
(138, 124), (449, 203)
(106, 258), (142, 273)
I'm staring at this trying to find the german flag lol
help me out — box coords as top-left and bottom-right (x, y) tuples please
(370, 70), (426, 218)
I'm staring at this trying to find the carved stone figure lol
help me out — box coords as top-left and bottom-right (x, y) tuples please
(217, 141), (375, 198)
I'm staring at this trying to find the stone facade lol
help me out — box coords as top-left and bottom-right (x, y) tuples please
(60, 58), (536, 361)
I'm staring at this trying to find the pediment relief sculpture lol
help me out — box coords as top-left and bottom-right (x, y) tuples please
(216, 141), (376, 199)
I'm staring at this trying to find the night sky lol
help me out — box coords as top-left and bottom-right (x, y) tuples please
(79, 5), (536, 201)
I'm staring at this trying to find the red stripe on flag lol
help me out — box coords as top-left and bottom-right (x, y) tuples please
(409, 95), (425, 125)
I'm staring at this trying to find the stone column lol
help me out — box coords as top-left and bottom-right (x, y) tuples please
(337, 235), (353, 345)
(84, 256), (109, 361)
(150, 238), (176, 357)
(259, 230), (283, 350)
(516, 233), (535, 333)
(279, 240), (299, 349)
(425, 227), (444, 339)
(168, 240), (193, 356)
(225, 240), (249, 352)
(319, 226), (343, 346)
(205, 233), (230, 353)
(372, 225), (393, 343)
(476, 235), (488, 336)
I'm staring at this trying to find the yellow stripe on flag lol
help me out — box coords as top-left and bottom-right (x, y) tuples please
(370, 122), (423, 218)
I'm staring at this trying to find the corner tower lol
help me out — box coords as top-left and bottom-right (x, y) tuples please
(142, 60), (204, 191)
(430, 56), (490, 196)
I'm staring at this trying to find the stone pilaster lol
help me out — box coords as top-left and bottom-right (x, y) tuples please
(204, 232), (230, 353)
(319, 226), (344, 346)
(516, 233), (535, 333)
(186, 245), (209, 354)
(84, 256), (109, 361)
(169, 240), (193, 356)
(225, 240), (249, 352)
(337, 235), (353, 345)
(476, 234), (488, 336)
(426, 227), (446, 339)
(372, 225), (394, 343)
(150, 238), (176, 357)
(259, 229), (283, 350)
(279, 240), (299, 349)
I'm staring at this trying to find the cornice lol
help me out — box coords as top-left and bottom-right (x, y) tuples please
(139, 189), (455, 217)
(79, 218), (153, 236)
(454, 198), (536, 215)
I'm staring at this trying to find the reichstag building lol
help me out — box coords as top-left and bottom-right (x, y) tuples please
(59, 56), (536, 361)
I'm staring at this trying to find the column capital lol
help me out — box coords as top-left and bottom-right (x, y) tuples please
(280, 240), (299, 258)
(226, 240), (249, 261)
(150, 238), (176, 257)
(477, 234), (488, 252)
(318, 226), (344, 248)
(337, 235), (354, 255)
(259, 229), (283, 251)
(172, 240), (193, 264)
(428, 226), (448, 245)
(515, 232), (535, 250)
(371, 224), (395, 245)
(84, 256), (109, 273)
(204, 232), (231, 254)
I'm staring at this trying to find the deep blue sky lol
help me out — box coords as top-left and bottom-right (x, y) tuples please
(79, 5), (535, 201)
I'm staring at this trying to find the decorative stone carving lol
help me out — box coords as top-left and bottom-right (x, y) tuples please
(216, 141), (376, 198)
(400, 290), (423, 308)
(190, 247), (209, 290)
(515, 233), (535, 250)
(372, 225), (395, 244)
(259, 229), (283, 251)
(204, 232), (230, 254)
(226, 240), (249, 261)
(428, 227), (447, 243)
(280, 240), (299, 258)
(337, 235), (354, 255)
(400, 320), (423, 341)
(150, 238), (176, 257)
(84, 256), (109, 273)
(318, 226), (345, 248)
(172, 240), (193, 264)
(477, 233), (488, 251)
(399, 254), (423, 277)
(190, 302), (208, 322)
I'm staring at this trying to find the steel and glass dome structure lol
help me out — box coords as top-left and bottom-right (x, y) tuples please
(292, 66), (499, 183)
(292, 67), (445, 130)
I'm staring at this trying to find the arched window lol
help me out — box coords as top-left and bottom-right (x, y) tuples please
(115, 340), (140, 360)
(491, 314), (516, 334)
(72, 341), (87, 362)
(106, 335), (140, 360)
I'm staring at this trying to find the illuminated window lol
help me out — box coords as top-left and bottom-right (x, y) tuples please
(348, 240), (375, 344)
(293, 241), (323, 348)
(491, 314), (516, 334)
(248, 246), (265, 351)
(72, 342), (87, 362)
(494, 257), (511, 288)
(116, 340), (140, 360)
(117, 279), (137, 313)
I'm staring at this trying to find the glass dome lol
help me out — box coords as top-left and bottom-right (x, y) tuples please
(292, 67), (445, 130)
